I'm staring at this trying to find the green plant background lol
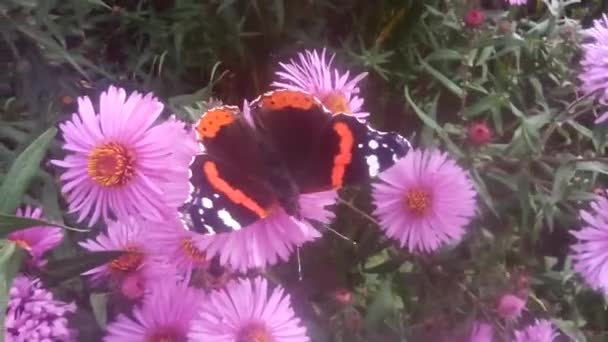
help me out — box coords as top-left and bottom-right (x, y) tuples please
(2, 0), (608, 341)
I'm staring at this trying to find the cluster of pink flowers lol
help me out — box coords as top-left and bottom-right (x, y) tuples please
(14, 41), (598, 340)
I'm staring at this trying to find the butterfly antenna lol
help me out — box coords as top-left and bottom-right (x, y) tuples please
(322, 224), (357, 246)
(296, 247), (303, 281)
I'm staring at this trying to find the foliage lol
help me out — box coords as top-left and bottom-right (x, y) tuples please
(1, 0), (608, 341)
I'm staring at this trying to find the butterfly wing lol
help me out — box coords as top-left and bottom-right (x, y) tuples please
(180, 106), (279, 234)
(249, 90), (410, 193)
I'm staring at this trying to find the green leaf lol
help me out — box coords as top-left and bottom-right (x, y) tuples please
(465, 93), (504, 118)
(470, 169), (498, 216)
(0, 127), (57, 215)
(42, 251), (126, 285)
(404, 87), (463, 157)
(551, 163), (575, 203)
(84, 0), (111, 9)
(424, 49), (461, 62)
(364, 277), (398, 330)
(552, 319), (587, 342)
(419, 59), (465, 98)
(0, 214), (89, 237)
(0, 241), (25, 341)
(90, 293), (108, 329)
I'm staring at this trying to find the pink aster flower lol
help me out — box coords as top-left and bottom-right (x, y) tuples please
(147, 217), (208, 278)
(196, 190), (336, 272)
(513, 320), (558, 342)
(79, 216), (173, 299)
(496, 293), (526, 320)
(6, 275), (76, 341)
(52, 85), (196, 225)
(468, 321), (493, 342)
(8, 206), (63, 266)
(272, 48), (368, 118)
(189, 277), (309, 341)
(105, 280), (203, 341)
(571, 195), (608, 293)
(371, 149), (477, 253)
(579, 15), (608, 123)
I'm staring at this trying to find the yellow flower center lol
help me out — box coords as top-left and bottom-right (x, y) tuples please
(87, 142), (135, 187)
(404, 188), (432, 215)
(237, 324), (272, 342)
(181, 237), (206, 264)
(110, 247), (143, 273)
(321, 92), (350, 114)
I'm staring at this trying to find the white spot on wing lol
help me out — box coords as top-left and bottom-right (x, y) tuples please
(357, 143), (364, 148)
(366, 155), (380, 177)
(218, 209), (241, 230)
(204, 224), (216, 234)
(202, 197), (213, 209)
(198, 208), (204, 215)
(368, 140), (379, 150)
(213, 193), (220, 198)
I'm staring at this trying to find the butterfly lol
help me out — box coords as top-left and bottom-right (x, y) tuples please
(179, 89), (410, 234)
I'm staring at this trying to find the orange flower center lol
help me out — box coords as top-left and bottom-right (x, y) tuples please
(236, 324), (272, 342)
(404, 188), (432, 215)
(147, 329), (184, 342)
(322, 92), (350, 114)
(181, 237), (207, 264)
(110, 247), (144, 273)
(87, 142), (135, 187)
(12, 239), (31, 251)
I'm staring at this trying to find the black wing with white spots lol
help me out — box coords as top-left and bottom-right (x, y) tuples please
(332, 114), (410, 185)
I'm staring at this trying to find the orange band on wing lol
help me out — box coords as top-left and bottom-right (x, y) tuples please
(195, 107), (237, 139)
(261, 90), (316, 111)
(203, 161), (268, 218)
(331, 122), (354, 188)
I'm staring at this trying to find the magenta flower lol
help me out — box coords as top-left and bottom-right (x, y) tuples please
(147, 216), (208, 277)
(371, 149), (476, 253)
(52, 85), (196, 225)
(496, 293), (526, 320)
(468, 321), (493, 342)
(513, 320), (558, 342)
(189, 277), (309, 341)
(8, 206), (63, 266)
(105, 280), (203, 341)
(507, 0), (527, 5)
(571, 196), (608, 293)
(6, 275), (76, 341)
(196, 190), (336, 272)
(579, 15), (608, 123)
(79, 216), (173, 298)
(272, 48), (368, 118)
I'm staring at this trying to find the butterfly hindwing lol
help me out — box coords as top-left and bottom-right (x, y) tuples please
(329, 113), (410, 186)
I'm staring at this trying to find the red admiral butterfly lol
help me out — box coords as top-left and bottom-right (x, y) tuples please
(180, 90), (410, 233)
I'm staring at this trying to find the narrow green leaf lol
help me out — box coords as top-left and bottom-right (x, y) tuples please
(0, 241), (25, 341)
(404, 87), (464, 157)
(0, 214), (89, 237)
(90, 293), (108, 328)
(465, 93), (504, 118)
(419, 59), (465, 98)
(424, 49), (461, 62)
(552, 319), (587, 342)
(0, 127), (57, 214)
(84, 0), (111, 9)
(551, 163), (575, 202)
(42, 251), (126, 285)
(470, 169), (498, 216)
(364, 277), (398, 330)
